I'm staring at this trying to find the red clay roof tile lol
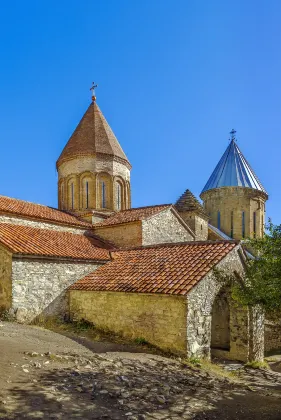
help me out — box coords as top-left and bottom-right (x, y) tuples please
(56, 102), (131, 168)
(0, 195), (91, 228)
(0, 223), (110, 261)
(94, 204), (172, 227)
(70, 240), (238, 295)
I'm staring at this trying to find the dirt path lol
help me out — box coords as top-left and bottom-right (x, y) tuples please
(0, 322), (281, 419)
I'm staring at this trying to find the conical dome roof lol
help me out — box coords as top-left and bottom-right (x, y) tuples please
(56, 101), (131, 168)
(201, 139), (267, 195)
(175, 189), (208, 217)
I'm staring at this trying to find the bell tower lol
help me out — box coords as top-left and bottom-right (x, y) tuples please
(200, 130), (268, 240)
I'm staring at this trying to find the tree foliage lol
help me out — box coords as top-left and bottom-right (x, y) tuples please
(232, 221), (281, 316)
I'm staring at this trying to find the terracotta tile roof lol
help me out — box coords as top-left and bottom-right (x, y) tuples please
(0, 223), (110, 261)
(94, 204), (172, 227)
(70, 240), (238, 295)
(56, 102), (131, 169)
(0, 195), (91, 228)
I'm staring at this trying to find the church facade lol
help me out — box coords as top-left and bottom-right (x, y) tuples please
(0, 90), (270, 361)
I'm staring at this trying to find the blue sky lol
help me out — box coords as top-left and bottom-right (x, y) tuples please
(0, 0), (280, 223)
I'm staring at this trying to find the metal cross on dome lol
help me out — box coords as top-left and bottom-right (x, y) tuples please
(90, 82), (98, 101)
(230, 129), (237, 141)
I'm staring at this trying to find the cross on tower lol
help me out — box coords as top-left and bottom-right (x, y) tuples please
(230, 129), (236, 141)
(90, 82), (98, 101)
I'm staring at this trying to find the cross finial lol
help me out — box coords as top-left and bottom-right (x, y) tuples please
(230, 129), (236, 141)
(90, 82), (98, 101)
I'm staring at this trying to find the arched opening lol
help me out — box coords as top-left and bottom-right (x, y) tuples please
(116, 182), (122, 210)
(101, 181), (106, 208)
(211, 289), (230, 351)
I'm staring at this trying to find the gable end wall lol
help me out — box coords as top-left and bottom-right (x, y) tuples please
(142, 209), (194, 246)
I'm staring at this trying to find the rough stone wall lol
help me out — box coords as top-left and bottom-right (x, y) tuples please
(94, 222), (142, 248)
(0, 214), (86, 234)
(186, 247), (264, 361)
(201, 187), (267, 240)
(11, 257), (101, 323)
(0, 245), (12, 311)
(142, 209), (194, 246)
(264, 319), (281, 353)
(69, 291), (187, 354)
(178, 211), (208, 241)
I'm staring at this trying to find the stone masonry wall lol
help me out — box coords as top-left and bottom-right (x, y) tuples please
(264, 320), (281, 353)
(178, 211), (208, 241)
(69, 291), (187, 354)
(201, 187), (267, 240)
(57, 155), (131, 213)
(0, 245), (12, 311)
(0, 215), (86, 234)
(186, 247), (264, 362)
(142, 209), (194, 246)
(11, 257), (101, 323)
(94, 222), (142, 248)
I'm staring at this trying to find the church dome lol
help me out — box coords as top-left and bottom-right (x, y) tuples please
(56, 101), (131, 169)
(56, 93), (131, 218)
(201, 134), (267, 195)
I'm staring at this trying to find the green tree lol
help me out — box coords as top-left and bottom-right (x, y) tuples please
(232, 221), (281, 316)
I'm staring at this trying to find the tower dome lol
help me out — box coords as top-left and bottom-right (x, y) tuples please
(56, 92), (131, 221)
(200, 131), (268, 240)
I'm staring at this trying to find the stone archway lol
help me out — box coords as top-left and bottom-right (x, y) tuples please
(211, 289), (230, 351)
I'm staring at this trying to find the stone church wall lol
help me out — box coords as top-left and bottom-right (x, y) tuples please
(142, 209), (194, 246)
(94, 222), (142, 248)
(186, 248), (264, 362)
(69, 290), (187, 354)
(264, 320), (281, 354)
(11, 257), (101, 323)
(0, 214), (86, 234)
(0, 245), (12, 312)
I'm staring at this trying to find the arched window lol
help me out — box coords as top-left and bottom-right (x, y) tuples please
(101, 181), (106, 208)
(71, 183), (74, 210)
(61, 183), (64, 209)
(242, 211), (245, 238)
(85, 181), (89, 209)
(230, 211), (234, 238)
(116, 182), (122, 211)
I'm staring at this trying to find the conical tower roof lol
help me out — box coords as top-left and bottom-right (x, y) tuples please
(56, 101), (131, 168)
(201, 137), (267, 195)
(175, 189), (208, 216)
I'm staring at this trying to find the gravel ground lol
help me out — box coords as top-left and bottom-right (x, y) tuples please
(0, 322), (281, 419)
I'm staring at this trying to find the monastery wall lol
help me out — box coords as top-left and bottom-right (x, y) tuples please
(176, 211), (208, 241)
(69, 291), (187, 354)
(142, 209), (194, 246)
(11, 257), (102, 323)
(0, 214), (86, 234)
(187, 249), (264, 362)
(94, 222), (142, 248)
(264, 320), (281, 354)
(0, 245), (12, 312)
